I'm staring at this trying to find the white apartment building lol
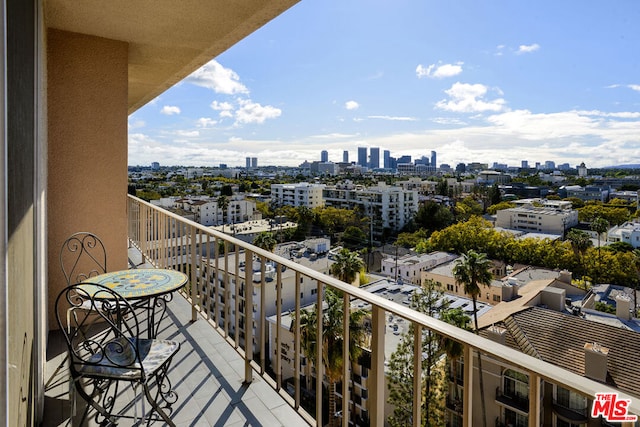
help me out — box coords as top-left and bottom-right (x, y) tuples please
(396, 177), (438, 194)
(270, 182), (326, 209)
(173, 196), (258, 226)
(607, 220), (640, 248)
(380, 251), (458, 285)
(201, 241), (330, 354)
(495, 198), (578, 236)
(323, 181), (419, 243)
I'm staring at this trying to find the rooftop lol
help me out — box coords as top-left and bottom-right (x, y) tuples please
(481, 306), (640, 397)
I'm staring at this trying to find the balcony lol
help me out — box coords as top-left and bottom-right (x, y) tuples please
(42, 195), (640, 427)
(44, 282), (308, 426)
(495, 386), (529, 413)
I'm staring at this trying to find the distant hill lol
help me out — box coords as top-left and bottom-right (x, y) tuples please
(602, 164), (640, 169)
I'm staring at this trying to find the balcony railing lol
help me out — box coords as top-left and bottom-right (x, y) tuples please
(127, 195), (640, 427)
(495, 386), (529, 413)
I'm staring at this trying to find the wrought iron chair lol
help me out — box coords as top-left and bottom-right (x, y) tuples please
(60, 232), (109, 335)
(60, 232), (108, 284)
(56, 282), (180, 426)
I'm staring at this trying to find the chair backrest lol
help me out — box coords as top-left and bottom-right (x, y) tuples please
(60, 232), (107, 285)
(55, 283), (143, 379)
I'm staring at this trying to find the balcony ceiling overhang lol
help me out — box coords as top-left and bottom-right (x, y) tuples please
(45, 0), (300, 114)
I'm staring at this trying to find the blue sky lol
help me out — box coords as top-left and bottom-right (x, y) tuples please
(128, 0), (640, 169)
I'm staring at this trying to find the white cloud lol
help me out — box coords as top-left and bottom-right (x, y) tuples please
(235, 100), (282, 124)
(416, 62), (463, 79)
(517, 43), (540, 54)
(628, 84), (640, 92)
(345, 100), (360, 110)
(174, 130), (200, 137)
(196, 117), (217, 128)
(311, 133), (360, 139)
(161, 105), (181, 115)
(186, 59), (249, 95)
(128, 119), (146, 129)
(211, 101), (234, 118)
(368, 115), (417, 121)
(435, 82), (506, 113)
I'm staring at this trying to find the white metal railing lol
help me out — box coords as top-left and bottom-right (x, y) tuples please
(127, 195), (640, 427)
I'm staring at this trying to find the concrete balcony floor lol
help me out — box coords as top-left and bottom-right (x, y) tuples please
(44, 272), (308, 426)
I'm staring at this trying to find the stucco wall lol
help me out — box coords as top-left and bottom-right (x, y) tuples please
(46, 29), (129, 328)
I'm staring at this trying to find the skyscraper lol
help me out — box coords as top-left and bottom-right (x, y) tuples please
(369, 147), (380, 169)
(431, 151), (437, 169)
(383, 150), (391, 169)
(321, 150), (328, 162)
(251, 157), (258, 168)
(343, 150), (349, 163)
(246, 157), (251, 169)
(357, 147), (367, 167)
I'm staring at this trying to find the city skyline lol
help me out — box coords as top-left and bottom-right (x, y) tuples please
(128, 0), (640, 169)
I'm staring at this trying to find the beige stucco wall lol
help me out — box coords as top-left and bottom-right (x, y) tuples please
(46, 29), (129, 328)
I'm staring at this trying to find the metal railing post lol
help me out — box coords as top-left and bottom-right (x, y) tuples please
(370, 305), (385, 427)
(413, 324), (422, 427)
(462, 344), (474, 427)
(244, 248), (253, 384)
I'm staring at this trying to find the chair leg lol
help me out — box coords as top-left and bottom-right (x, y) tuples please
(141, 383), (176, 427)
(73, 377), (119, 426)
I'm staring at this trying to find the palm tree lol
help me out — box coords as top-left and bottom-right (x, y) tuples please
(329, 248), (363, 285)
(297, 288), (367, 427)
(452, 250), (493, 427)
(566, 228), (592, 281)
(632, 249), (640, 317)
(253, 231), (277, 253)
(217, 195), (229, 233)
(590, 216), (610, 285)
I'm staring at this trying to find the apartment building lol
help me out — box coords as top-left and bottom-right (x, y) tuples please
(380, 251), (457, 285)
(323, 181), (419, 242)
(495, 198), (579, 236)
(171, 196), (258, 226)
(396, 177), (438, 194)
(558, 185), (611, 202)
(201, 240), (330, 353)
(464, 306), (640, 427)
(444, 271), (640, 427)
(271, 182), (326, 209)
(607, 220), (640, 248)
(422, 258), (570, 306)
(267, 279), (493, 426)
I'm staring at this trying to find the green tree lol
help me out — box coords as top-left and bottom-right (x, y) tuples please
(329, 248), (363, 284)
(253, 231), (277, 252)
(590, 216), (610, 284)
(632, 249), (640, 316)
(297, 289), (367, 427)
(452, 250), (493, 427)
(413, 201), (455, 234)
(342, 226), (368, 250)
(486, 201), (516, 215)
(387, 281), (469, 427)
(566, 228), (592, 280)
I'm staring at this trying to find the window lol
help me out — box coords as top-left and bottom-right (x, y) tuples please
(555, 419), (583, 427)
(503, 369), (529, 400)
(493, 295), (501, 302)
(555, 387), (587, 413)
(504, 408), (528, 427)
